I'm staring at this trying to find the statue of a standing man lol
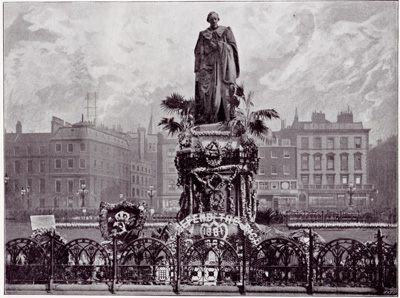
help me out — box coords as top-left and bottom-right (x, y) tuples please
(194, 12), (240, 124)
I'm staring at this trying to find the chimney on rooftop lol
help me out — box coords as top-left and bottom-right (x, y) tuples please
(16, 121), (22, 134)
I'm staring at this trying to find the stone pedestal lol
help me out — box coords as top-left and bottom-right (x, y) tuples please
(175, 126), (259, 223)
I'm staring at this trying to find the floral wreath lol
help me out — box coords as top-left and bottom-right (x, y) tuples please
(99, 200), (148, 242)
(30, 227), (67, 245)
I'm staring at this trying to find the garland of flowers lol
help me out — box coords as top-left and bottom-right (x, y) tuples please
(287, 222), (397, 229)
(56, 222), (99, 229)
(191, 129), (232, 137)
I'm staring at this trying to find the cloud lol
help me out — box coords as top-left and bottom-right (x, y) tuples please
(3, 2), (397, 143)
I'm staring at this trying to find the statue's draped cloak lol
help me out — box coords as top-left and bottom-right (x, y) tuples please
(194, 26), (240, 123)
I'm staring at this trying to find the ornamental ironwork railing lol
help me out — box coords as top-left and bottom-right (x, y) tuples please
(5, 229), (397, 294)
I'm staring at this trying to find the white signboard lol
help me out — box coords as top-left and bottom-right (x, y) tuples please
(30, 215), (56, 231)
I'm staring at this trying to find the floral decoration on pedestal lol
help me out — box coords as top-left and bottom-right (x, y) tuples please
(99, 200), (148, 243)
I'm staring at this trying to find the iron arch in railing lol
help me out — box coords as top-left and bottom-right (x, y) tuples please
(315, 238), (376, 288)
(119, 237), (175, 285)
(248, 237), (308, 286)
(181, 237), (241, 286)
(5, 238), (49, 284)
(53, 238), (112, 284)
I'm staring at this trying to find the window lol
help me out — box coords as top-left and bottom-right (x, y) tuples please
(313, 154), (322, 170)
(167, 149), (175, 157)
(27, 146), (33, 155)
(68, 180), (74, 193)
(27, 179), (33, 193)
(132, 187), (136, 197)
(314, 174), (322, 185)
(271, 165), (277, 175)
(40, 179), (46, 193)
(340, 154), (348, 171)
(327, 138), (334, 149)
(258, 182), (269, 190)
(54, 197), (59, 208)
(283, 164), (290, 175)
(354, 153), (362, 170)
(354, 174), (362, 185)
(55, 159), (62, 169)
(301, 137), (309, 149)
(68, 197), (74, 208)
(68, 144), (74, 152)
(80, 143), (86, 152)
(354, 137), (362, 148)
(68, 159), (74, 169)
(327, 154), (335, 170)
(168, 162), (175, 173)
(340, 137), (348, 149)
(14, 147), (19, 155)
(94, 160), (97, 168)
(55, 180), (61, 193)
(327, 174), (335, 186)
(301, 154), (309, 171)
(314, 137), (322, 149)
(168, 180), (176, 191)
(79, 159), (86, 169)
(259, 165), (265, 175)
(341, 175), (349, 185)
(14, 161), (20, 174)
(40, 160), (45, 173)
(55, 143), (62, 153)
(270, 150), (277, 158)
(40, 145), (46, 155)
(301, 174), (309, 186)
(283, 150), (290, 158)
(27, 160), (33, 173)
(40, 198), (45, 208)
(258, 150), (265, 158)
(282, 139), (291, 146)
(136, 189), (140, 196)
(14, 180), (19, 192)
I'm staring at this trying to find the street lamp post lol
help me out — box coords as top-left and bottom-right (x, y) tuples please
(347, 182), (356, 209)
(77, 183), (89, 207)
(21, 187), (26, 199)
(147, 185), (155, 210)
(5, 173), (9, 194)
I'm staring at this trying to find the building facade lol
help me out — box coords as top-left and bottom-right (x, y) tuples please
(5, 117), (132, 210)
(156, 133), (181, 215)
(254, 127), (298, 212)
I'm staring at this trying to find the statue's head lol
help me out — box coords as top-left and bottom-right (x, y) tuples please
(207, 11), (219, 28)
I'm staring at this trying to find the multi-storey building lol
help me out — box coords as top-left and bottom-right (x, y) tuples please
(292, 110), (372, 210)
(4, 121), (53, 210)
(5, 116), (131, 210)
(156, 133), (181, 215)
(254, 125), (298, 211)
(128, 126), (157, 207)
(367, 135), (397, 210)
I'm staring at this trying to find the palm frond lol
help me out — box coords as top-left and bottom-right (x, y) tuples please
(160, 93), (186, 115)
(248, 119), (270, 141)
(158, 117), (183, 136)
(252, 109), (280, 120)
(235, 83), (245, 97)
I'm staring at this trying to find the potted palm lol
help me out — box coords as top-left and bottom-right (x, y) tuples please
(228, 84), (280, 143)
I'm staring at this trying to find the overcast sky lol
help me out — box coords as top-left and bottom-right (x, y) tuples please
(3, 1), (398, 144)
